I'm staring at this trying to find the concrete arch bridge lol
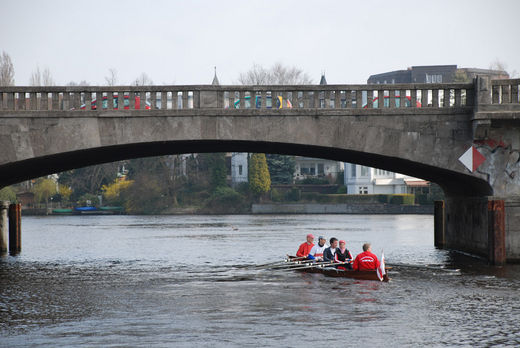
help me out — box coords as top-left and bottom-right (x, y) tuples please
(0, 77), (519, 263)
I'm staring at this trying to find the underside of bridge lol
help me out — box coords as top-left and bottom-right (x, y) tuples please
(1, 139), (517, 263)
(0, 139), (492, 197)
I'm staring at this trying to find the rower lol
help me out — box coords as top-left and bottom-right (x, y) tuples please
(334, 240), (353, 270)
(352, 242), (380, 271)
(296, 234), (315, 258)
(308, 235), (327, 261)
(323, 237), (338, 262)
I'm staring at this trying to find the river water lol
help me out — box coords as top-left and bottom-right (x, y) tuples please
(1, 214), (519, 347)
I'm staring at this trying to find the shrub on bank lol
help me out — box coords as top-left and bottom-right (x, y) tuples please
(297, 193), (416, 205)
(299, 177), (330, 185)
(270, 188), (283, 202)
(285, 187), (301, 201)
(389, 194), (415, 205)
(202, 186), (248, 213)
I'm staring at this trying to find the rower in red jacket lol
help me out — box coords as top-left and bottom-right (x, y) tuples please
(296, 234), (315, 258)
(352, 243), (380, 271)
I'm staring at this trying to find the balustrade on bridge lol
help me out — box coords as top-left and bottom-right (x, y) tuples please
(0, 81), (503, 112)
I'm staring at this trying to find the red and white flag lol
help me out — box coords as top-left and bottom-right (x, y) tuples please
(377, 250), (386, 281)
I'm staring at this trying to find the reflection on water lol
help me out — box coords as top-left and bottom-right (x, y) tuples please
(1, 215), (519, 347)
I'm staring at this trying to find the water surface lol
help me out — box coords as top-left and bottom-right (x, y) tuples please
(1, 215), (519, 347)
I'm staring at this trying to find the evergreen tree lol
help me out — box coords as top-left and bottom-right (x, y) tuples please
(205, 153), (227, 190)
(266, 154), (295, 184)
(249, 153), (271, 196)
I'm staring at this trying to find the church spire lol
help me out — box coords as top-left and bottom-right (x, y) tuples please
(319, 71), (327, 85)
(212, 66), (220, 86)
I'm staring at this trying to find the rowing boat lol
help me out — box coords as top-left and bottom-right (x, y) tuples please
(288, 255), (389, 282)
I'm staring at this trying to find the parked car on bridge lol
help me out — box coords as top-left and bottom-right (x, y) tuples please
(80, 94), (151, 110)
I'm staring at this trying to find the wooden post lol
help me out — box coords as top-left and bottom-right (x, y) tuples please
(9, 203), (21, 255)
(0, 201), (9, 253)
(434, 201), (445, 248)
(488, 199), (506, 265)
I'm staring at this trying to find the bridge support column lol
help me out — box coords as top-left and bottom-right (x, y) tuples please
(505, 197), (520, 263)
(9, 203), (21, 255)
(488, 200), (506, 265)
(434, 201), (445, 248)
(445, 197), (513, 264)
(445, 196), (488, 260)
(0, 201), (9, 253)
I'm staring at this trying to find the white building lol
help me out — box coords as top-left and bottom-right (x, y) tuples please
(231, 152), (248, 186)
(343, 163), (428, 194)
(294, 157), (343, 182)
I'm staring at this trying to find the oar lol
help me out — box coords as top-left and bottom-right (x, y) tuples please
(253, 259), (292, 268)
(253, 255), (306, 269)
(269, 260), (333, 270)
(254, 258), (312, 270)
(276, 260), (351, 271)
(273, 261), (334, 271)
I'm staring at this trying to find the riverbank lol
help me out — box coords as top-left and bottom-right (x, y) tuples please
(252, 203), (433, 214)
(22, 203), (433, 216)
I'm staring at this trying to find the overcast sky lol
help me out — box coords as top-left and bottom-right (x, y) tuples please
(1, 0), (519, 85)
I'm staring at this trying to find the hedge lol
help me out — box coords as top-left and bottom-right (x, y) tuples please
(298, 193), (415, 205)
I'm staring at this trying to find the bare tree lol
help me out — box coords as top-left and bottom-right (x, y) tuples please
(30, 66), (55, 86)
(489, 59), (518, 78)
(105, 68), (118, 86)
(67, 80), (90, 86)
(133, 72), (153, 86)
(238, 62), (313, 85)
(0, 51), (15, 86)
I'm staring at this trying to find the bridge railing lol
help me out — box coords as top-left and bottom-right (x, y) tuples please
(491, 79), (520, 104)
(0, 83), (475, 112)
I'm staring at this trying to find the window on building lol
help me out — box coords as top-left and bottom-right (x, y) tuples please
(301, 166), (316, 175)
(238, 165), (243, 176)
(318, 163), (324, 175)
(351, 164), (356, 177)
(360, 166), (369, 176)
(426, 74), (443, 83)
(359, 186), (368, 194)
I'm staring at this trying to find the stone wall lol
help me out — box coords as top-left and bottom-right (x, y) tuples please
(252, 203), (433, 215)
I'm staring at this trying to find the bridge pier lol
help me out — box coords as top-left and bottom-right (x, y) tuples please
(434, 201), (445, 248)
(443, 196), (520, 264)
(488, 200), (506, 265)
(8, 203), (21, 255)
(0, 201), (9, 253)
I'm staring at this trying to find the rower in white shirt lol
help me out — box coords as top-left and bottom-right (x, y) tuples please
(308, 235), (327, 261)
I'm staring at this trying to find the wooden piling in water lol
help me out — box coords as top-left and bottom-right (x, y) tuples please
(0, 201), (9, 253)
(9, 203), (21, 255)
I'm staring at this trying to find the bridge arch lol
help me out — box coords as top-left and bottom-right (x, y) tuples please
(0, 139), (492, 197)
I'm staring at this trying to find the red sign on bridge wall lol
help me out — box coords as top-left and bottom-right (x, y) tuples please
(459, 146), (486, 172)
